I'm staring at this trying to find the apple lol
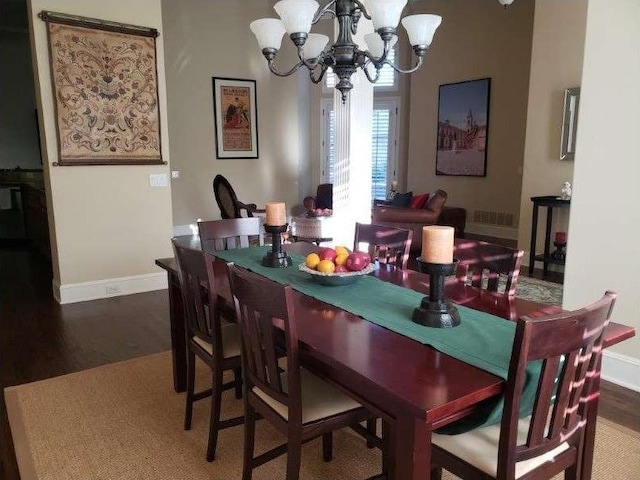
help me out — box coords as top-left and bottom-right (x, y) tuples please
(334, 264), (348, 273)
(319, 247), (337, 261)
(346, 252), (368, 272)
(353, 250), (371, 264)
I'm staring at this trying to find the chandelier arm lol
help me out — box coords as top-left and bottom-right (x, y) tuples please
(384, 55), (425, 75)
(309, 63), (330, 84)
(312, 1), (337, 24)
(362, 64), (381, 84)
(352, 0), (372, 20)
(267, 59), (305, 77)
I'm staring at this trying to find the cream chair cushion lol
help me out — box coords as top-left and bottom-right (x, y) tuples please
(253, 368), (361, 424)
(432, 416), (570, 479)
(192, 323), (241, 359)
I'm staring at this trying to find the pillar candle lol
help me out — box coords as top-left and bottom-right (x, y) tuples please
(265, 202), (286, 226)
(421, 226), (454, 264)
(555, 231), (567, 244)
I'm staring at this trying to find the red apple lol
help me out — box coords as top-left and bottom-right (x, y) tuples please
(352, 250), (371, 265)
(346, 252), (368, 271)
(319, 247), (337, 261)
(334, 264), (348, 273)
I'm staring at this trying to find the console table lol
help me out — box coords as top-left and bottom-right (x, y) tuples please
(529, 195), (570, 276)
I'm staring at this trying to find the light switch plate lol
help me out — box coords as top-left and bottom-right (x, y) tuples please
(149, 173), (168, 187)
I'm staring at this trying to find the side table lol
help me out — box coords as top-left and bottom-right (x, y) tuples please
(529, 196), (571, 276)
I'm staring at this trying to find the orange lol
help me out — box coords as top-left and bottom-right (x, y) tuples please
(316, 259), (336, 274)
(305, 253), (321, 269)
(335, 245), (350, 256)
(334, 253), (349, 266)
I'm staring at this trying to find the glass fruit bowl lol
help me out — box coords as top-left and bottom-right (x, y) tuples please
(298, 262), (375, 286)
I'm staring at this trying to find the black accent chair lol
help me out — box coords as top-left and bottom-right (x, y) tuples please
(213, 174), (265, 219)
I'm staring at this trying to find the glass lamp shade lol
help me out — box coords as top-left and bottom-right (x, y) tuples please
(302, 33), (329, 59)
(365, 0), (408, 30)
(498, 0), (515, 5)
(274, 0), (319, 34)
(401, 14), (442, 47)
(364, 33), (398, 59)
(250, 18), (286, 50)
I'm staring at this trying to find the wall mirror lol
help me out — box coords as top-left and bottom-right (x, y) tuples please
(560, 87), (580, 160)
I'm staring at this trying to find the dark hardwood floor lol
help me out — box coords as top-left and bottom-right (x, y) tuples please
(1, 243), (638, 479)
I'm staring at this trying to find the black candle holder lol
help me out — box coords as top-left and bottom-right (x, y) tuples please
(411, 258), (461, 328)
(552, 241), (567, 261)
(262, 224), (292, 268)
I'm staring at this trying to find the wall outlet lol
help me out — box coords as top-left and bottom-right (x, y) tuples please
(149, 173), (168, 187)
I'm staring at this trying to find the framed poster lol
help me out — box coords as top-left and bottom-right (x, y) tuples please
(212, 77), (258, 159)
(39, 11), (162, 166)
(435, 78), (491, 177)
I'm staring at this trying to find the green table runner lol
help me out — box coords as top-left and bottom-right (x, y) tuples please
(215, 246), (540, 433)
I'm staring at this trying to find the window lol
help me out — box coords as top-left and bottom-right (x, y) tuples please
(321, 97), (399, 201)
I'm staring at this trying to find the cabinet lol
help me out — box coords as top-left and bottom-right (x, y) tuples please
(21, 184), (50, 259)
(529, 196), (570, 276)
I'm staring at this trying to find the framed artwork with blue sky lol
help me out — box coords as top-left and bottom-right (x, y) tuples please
(435, 78), (491, 177)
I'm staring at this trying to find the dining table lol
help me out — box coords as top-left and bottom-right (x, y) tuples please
(155, 235), (635, 480)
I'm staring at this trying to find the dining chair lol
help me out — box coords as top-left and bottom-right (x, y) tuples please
(353, 222), (413, 270)
(171, 239), (244, 462)
(227, 264), (378, 480)
(453, 238), (524, 296)
(430, 290), (617, 480)
(198, 217), (264, 251)
(213, 174), (266, 219)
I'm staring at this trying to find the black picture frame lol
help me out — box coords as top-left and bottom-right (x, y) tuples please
(212, 77), (258, 159)
(435, 78), (491, 177)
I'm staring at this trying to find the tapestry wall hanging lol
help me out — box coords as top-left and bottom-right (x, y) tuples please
(212, 77), (259, 159)
(39, 11), (163, 166)
(435, 78), (491, 177)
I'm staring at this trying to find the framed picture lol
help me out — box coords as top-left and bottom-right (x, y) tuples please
(212, 77), (258, 159)
(435, 78), (491, 177)
(39, 11), (162, 166)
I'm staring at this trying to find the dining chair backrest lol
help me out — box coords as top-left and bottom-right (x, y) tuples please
(213, 174), (264, 219)
(354, 222), (413, 270)
(453, 238), (524, 296)
(497, 291), (617, 478)
(171, 239), (221, 353)
(228, 264), (302, 422)
(198, 217), (264, 252)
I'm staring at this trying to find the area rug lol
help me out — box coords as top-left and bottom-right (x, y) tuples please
(6, 352), (638, 480)
(508, 275), (563, 306)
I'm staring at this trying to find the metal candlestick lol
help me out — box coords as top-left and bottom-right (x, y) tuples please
(262, 224), (292, 268)
(552, 241), (567, 261)
(411, 258), (461, 328)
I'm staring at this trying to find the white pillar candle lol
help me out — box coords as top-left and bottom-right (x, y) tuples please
(265, 202), (286, 226)
(421, 226), (454, 264)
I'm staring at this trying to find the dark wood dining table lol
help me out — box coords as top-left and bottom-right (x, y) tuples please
(155, 236), (635, 480)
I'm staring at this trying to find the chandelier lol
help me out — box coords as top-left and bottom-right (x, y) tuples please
(250, 0), (442, 102)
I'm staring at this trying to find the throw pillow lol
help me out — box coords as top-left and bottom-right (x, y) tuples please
(390, 191), (413, 208)
(409, 193), (430, 209)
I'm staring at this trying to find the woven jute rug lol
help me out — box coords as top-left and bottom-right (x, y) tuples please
(5, 352), (639, 480)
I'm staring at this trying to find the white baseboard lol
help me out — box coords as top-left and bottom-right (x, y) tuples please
(602, 350), (640, 392)
(53, 272), (168, 305)
(465, 222), (519, 241)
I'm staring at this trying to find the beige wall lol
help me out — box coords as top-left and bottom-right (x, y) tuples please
(162, 0), (310, 228)
(564, 0), (639, 366)
(28, 0), (174, 294)
(406, 0), (534, 239)
(517, 0), (586, 258)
